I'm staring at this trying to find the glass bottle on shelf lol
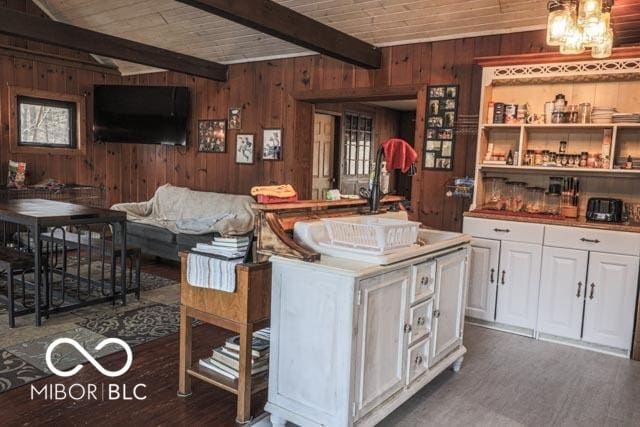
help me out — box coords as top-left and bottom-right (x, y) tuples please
(506, 150), (514, 165)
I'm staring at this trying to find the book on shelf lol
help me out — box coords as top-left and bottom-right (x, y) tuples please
(253, 327), (270, 341)
(211, 236), (250, 249)
(198, 357), (237, 380)
(224, 334), (270, 358)
(219, 345), (269, 361)
(193, 243), (246, 259)
(212, 347), (269, 372)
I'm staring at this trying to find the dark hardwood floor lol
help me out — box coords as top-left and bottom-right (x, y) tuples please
(0, 258), (266, 426)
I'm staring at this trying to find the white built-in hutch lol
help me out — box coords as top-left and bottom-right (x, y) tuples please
(464, 48), (640, 359)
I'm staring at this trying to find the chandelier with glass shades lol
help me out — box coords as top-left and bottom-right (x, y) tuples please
(546, 0), (614, 58)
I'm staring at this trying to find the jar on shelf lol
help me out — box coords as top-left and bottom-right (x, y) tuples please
(542, 150), (551, 164)
(578, 103), (592, 123)
(482, 177), (507, 210)
(552, 110), (565, 124)
(580, 152), (589, 167)
(525, 187), (545, 214)
(505, 181), (527, 212)
(524, 150), (534, 166)
(534, 150), (544, 166)
(548, 176), (563, 195)
(544, 192), (561, 215)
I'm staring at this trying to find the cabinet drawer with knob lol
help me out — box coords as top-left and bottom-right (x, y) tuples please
(406, 338), (430, 385)
(407, 299), (433, 345)
(411, 260), (436, 303)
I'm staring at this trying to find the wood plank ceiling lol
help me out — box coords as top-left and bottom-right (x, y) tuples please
(31, 0), (640, 75)
(34, 0), (551, 75)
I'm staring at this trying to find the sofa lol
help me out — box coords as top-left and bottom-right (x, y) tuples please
(111, 184), (255, 261)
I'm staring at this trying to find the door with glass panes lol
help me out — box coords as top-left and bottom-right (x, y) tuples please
(340, 112), (372, 195)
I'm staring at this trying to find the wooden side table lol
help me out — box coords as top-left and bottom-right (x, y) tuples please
(177, 253), (271, 424)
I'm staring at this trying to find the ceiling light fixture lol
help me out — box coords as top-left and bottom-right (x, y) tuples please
(546, 0), (614, 58)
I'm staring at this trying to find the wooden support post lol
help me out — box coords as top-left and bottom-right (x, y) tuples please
(178, 304), (193, 397)
(236, 322), (254, 424)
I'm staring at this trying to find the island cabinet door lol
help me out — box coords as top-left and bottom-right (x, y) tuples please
(431, 249), (468, 365)
(537, 247), (588, 340)
(495, 241), (542, 331)
(354, 268), (410, 420)
(582, 252), (640, 350)
(466, 238), (500, 322)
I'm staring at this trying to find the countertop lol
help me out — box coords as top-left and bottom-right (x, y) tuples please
(465, 210), (640, 234)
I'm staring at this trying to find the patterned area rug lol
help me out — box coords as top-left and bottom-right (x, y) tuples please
(0, 269), (181, 393)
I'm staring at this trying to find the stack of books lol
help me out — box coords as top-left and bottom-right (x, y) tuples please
(193, 236), (250, 259)
(199, 328), (270, 380)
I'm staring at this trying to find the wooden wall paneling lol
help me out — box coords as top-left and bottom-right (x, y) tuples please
(411, 43), (432, 84)
(440, 37), (476, 232)
(390, 43), (414, 87)
(419, 39), (457, 230)
(411, 85), (428, 221)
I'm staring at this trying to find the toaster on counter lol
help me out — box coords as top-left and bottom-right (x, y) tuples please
(586, 198), (623, 223)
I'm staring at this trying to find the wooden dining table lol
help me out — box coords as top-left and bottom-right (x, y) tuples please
(0, 198), (128, 326)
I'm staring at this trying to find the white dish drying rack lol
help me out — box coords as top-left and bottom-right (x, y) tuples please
(321, 216), (420, 255)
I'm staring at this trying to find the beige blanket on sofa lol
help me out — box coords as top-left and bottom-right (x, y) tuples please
(111, 184), (255, 236)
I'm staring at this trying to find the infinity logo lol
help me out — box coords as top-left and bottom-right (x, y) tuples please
(45, 338), (133, 378)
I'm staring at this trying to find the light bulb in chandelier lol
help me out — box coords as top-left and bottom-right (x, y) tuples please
(578, 0), (602, 25)
(546, 1), (576, 46)
(560, 24), (586, 55)
(591, 29), (613, 58)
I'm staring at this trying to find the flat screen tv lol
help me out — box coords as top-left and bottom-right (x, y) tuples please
(93, 85), (189, 145)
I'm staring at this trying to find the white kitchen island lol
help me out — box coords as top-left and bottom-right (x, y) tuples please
(264, 231), (471, 427)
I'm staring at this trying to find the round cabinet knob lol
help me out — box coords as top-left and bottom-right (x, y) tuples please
(404, 324), (412, 333)
(415, 355), (423, 365)
(417, 317), (425, 326)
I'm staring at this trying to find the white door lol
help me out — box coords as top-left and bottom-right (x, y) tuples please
(355, 268), (409, 419)
(466, 238), (500, 322)
(537, 247), (588, 340)
(496, 241), (542, 330)
(312, 113), (335, 200)
(431, 249), (468, 365)
(582, 252), (639, 350)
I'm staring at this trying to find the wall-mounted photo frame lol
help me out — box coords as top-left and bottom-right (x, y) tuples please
(198, 119), (226, 153)
(424, 84), (458, 171)
(263, 128), (283, 161)
(236, 134), (255, 164)
(228, 107), (242, 130)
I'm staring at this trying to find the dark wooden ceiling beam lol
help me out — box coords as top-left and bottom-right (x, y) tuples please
(175, 0), (382, 69)
(0, 8), (228, 81)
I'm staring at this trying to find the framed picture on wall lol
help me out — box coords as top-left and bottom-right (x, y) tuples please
(198, 119), (226, 153)
(228, 107), (242, 130)
(236, 134), (255, 164)
(424, 84), (458, 171)
(263, 128), (283, 161)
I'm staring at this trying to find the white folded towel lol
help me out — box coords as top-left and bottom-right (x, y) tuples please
(186, 253), (242, 292)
